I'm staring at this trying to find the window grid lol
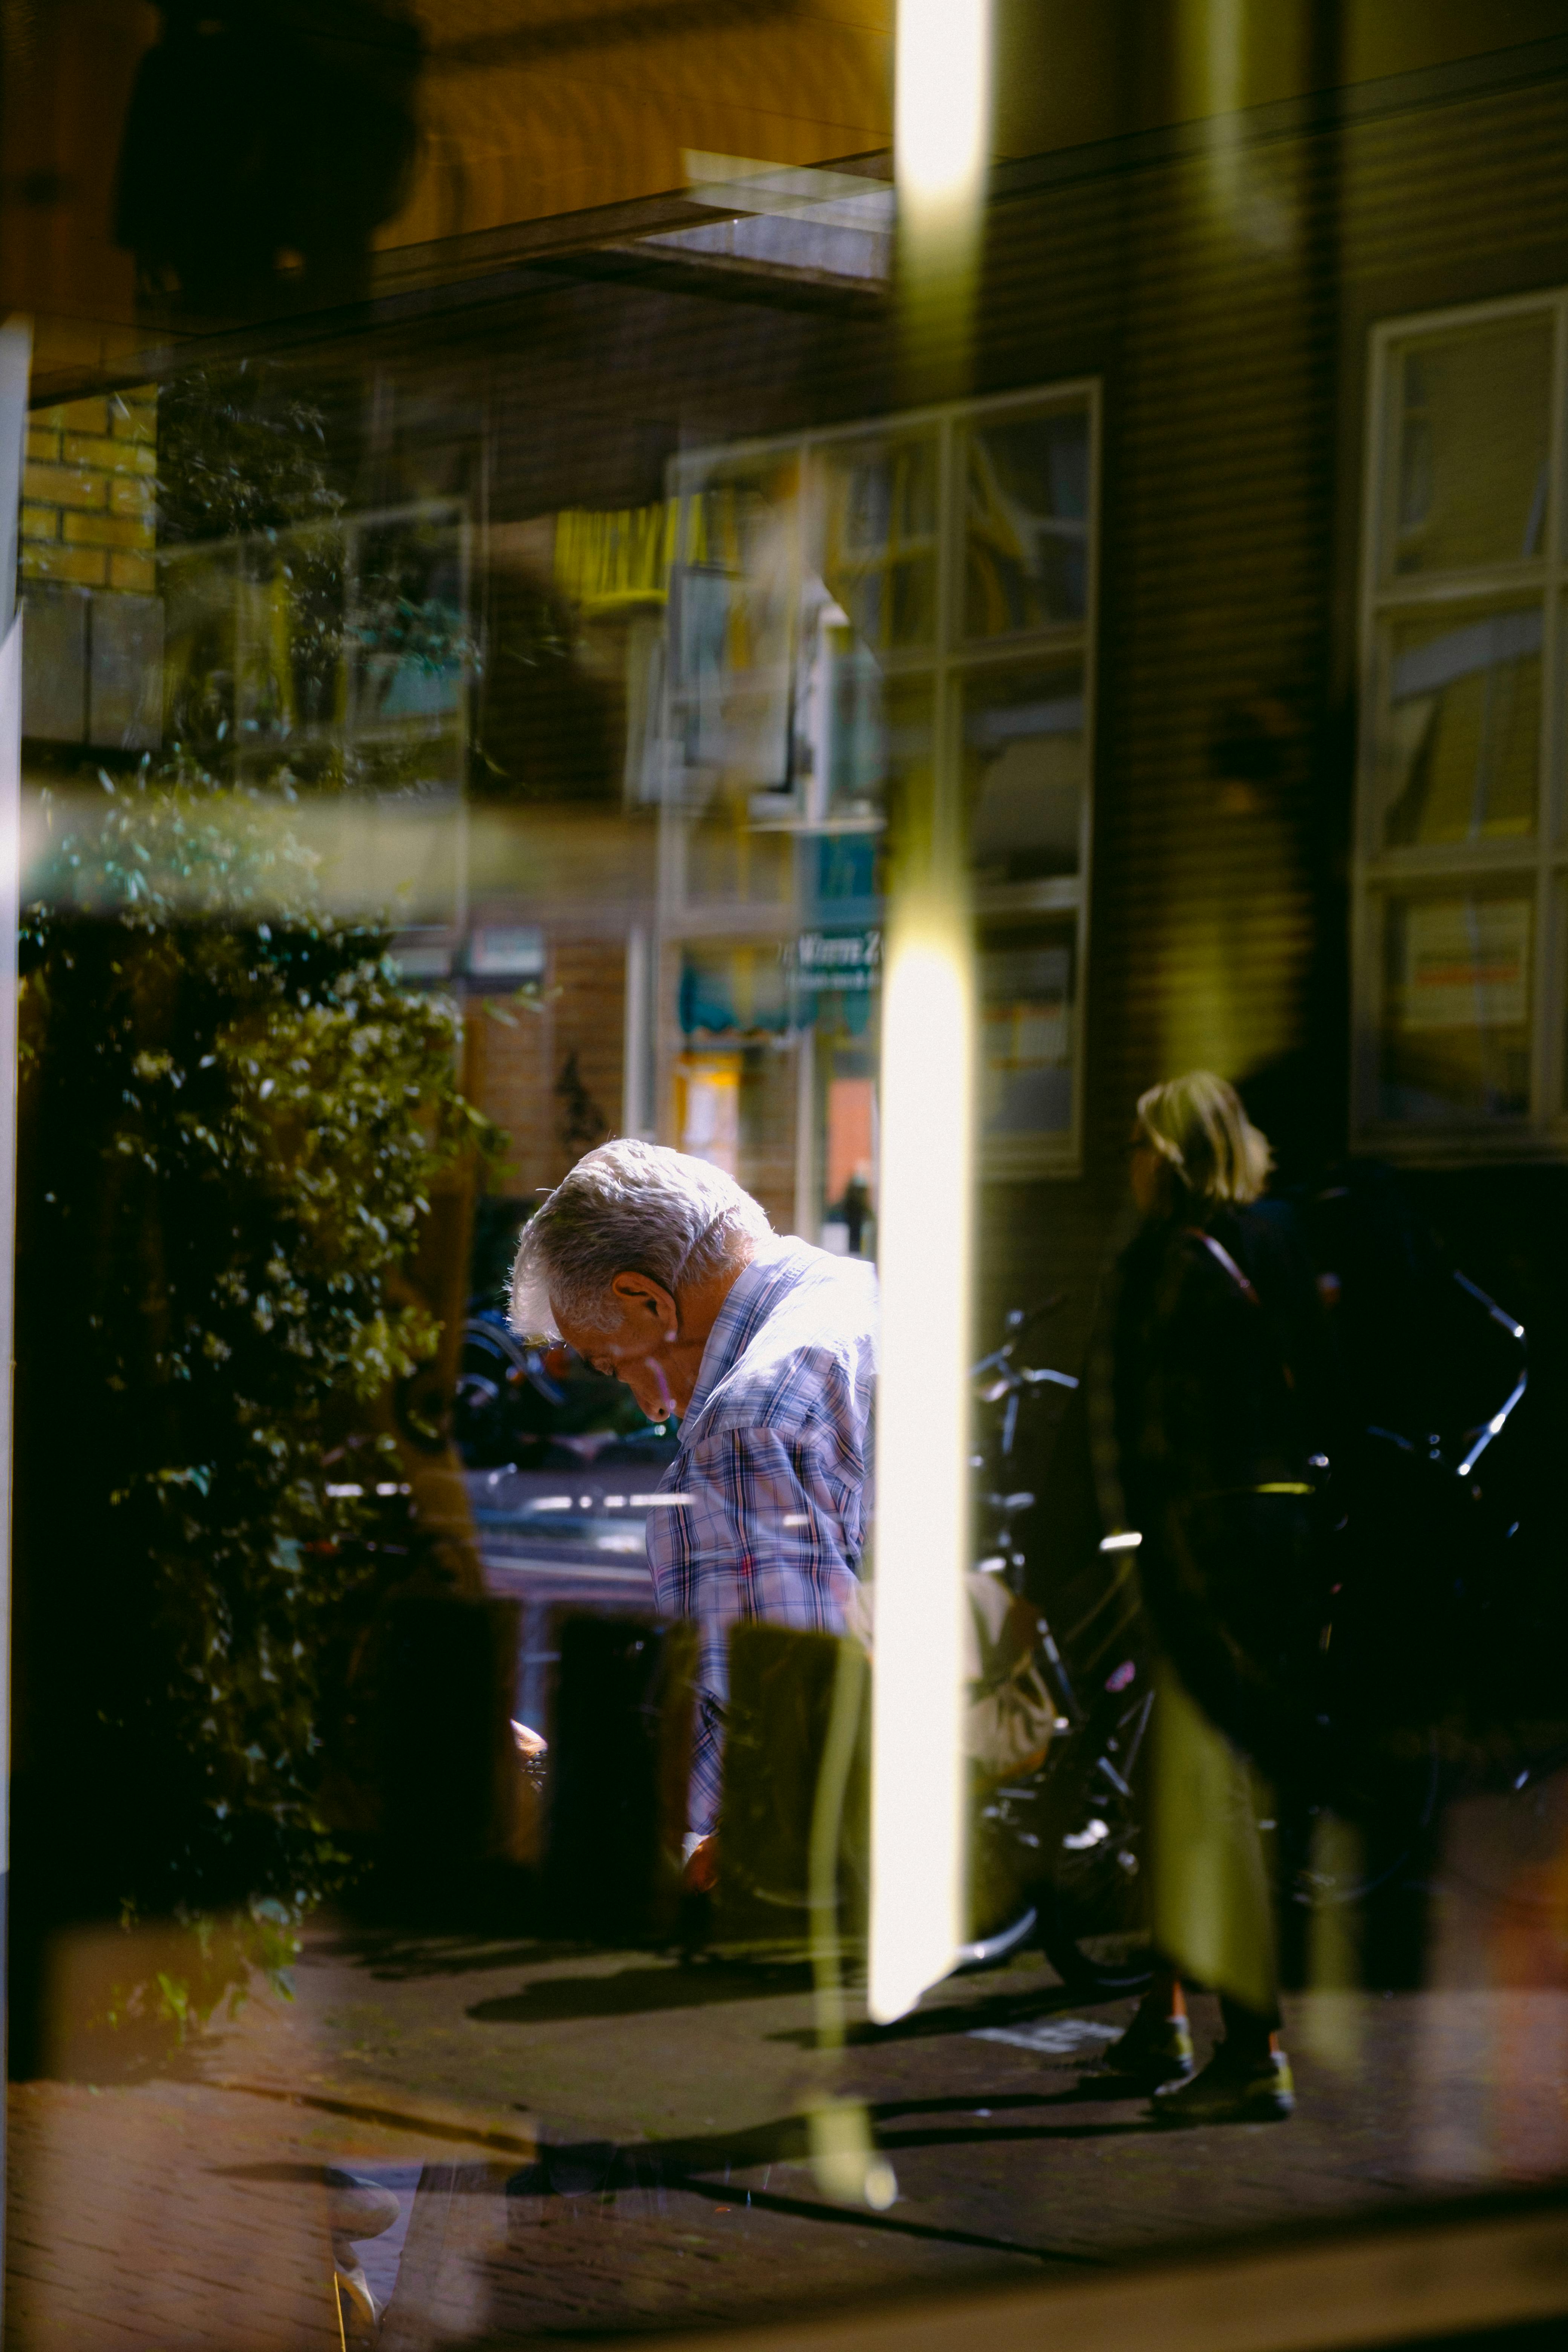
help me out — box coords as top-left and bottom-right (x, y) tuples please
(1355, 291), (1568, 1157)
(661, 379), (1101, 1183)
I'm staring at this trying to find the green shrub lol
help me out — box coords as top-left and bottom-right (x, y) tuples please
(12, 766), (493, 1955)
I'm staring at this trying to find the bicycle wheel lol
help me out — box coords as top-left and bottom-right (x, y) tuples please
(1035, 1696), (1153, 1998)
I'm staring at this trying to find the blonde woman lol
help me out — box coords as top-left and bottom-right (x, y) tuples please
(1099, 1073), (1330, 2124)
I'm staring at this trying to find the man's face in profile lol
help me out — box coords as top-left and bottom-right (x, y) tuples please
(551, 1251), (750, 1421)
(553, 1272), (686, 1421)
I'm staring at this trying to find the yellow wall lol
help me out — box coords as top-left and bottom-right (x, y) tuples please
(7, 1), (1568, 375)
(20, 389), (156, 594)
(385, 0), (894, 248)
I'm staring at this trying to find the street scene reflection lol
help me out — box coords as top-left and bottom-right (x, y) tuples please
(5, 6), (1568, 2350)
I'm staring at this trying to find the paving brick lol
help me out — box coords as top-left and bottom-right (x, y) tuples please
(62, 432), (156, 476)
(109, 551), (157, 593)
(63, 508), (154, 552)
(21, 541), (107, 587)
(20, 504), (57, 542)
(6, 2078), (343, 2350)
(25, 427), (60, 463)
(22, 460), (107, 511)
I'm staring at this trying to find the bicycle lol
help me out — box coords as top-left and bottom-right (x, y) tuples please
(955, 1258), (1540, 2006)
(957, 1302), (1155, 1998)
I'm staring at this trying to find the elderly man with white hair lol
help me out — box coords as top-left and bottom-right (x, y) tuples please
(509, 1139), (877, 1881)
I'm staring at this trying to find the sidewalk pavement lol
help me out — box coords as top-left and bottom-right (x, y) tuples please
(8, 1766), (1568, 2345)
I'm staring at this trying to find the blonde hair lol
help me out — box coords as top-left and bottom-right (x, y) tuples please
(1135, 1070), (1272, 1210)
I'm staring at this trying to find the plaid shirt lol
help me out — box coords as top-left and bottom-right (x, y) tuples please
(645, 1236), (877, 1839)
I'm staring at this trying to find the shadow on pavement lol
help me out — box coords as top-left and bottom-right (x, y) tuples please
(467, 1957), (815, 2023)
(769, 1977), (1099, 2048)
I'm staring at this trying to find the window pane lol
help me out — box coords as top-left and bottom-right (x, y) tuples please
(789, 688), (931, 1236)
(980, 917), (1076, 1137)
(815, 429), (940, 652)
(683, 808), (795, 905)
(670, 452), (800, 793)
(962, 662), (1086, 884)
(670, 1038), (798, 1230)
(963, 406), (1090, 639)
(1378, 891), (1533, 1121)
(795, 578), (929, 828)
(1376, 602), (1540, 846)
(1381, 316), (1553, 580)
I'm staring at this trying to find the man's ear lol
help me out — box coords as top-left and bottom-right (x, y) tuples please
(609, 1270), (677, 1328)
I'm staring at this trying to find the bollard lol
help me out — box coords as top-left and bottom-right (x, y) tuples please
(716, 1624), (870, 1955)
(545, 1614), (696, 1943)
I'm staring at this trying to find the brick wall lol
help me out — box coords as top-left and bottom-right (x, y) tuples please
(21, 387), (156, 593)
(551, 938), (626, 1167)
(465, 986), (558, 1200)
(464, 937), (626, 1196)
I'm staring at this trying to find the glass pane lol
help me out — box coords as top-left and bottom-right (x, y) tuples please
(962, 662), (1086, 884)
(349, 504), (469, 730)
(670, 1038), (798, 1231)
(21, 12), (1568, 2338)
(980, 917), (1075, 1137)
(1381, 315), (1553, 579)
(669, 451), (800, 794)
(787, 688), (931, 1236)
(815, 429), (939, 652)
(963, 405), (1090, 638)
(1379, 891), (1533, 1121)
(683, 807), (795, 905)
(1377, 602), (1540, 846)
(794, 580), (929, 828)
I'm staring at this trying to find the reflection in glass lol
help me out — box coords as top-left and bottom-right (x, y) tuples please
(350, 505), (469, 727)
(816, 430), (939, 652)
(1379, 892), (1533, 1121)
(14, 3), (1568, 2326)
(794, 688), (929, 1240)
(684, 808), (794, 905)
(1378, 603), (1540, 846)
(980, 919), (1075, 1138)
(1382, 316), (1553, 580)
(670, 994), (799, 1231)
(962, 663), (1085, 884)
(963, 406), (1089, 637)
(793, 591), (899, 828)
(671, 454), (800, 794)
(159, 501), (470, 791)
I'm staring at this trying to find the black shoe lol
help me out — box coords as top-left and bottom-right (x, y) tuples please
(1098, 2003), (1194, 2090)
(1150, 2043), (1295, 2125)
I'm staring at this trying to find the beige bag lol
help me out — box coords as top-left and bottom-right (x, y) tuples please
(964, 1573), (1060, 1785)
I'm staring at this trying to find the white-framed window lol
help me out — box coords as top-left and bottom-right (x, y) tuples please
(650, 381), (1100, 1229)
(1354, 291), (1568, 1156)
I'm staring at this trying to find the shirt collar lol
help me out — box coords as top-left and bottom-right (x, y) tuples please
(681, 1238), (810, 1429)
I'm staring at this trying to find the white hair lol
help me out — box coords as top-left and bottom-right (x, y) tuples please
(508, 1140), (773, 1339)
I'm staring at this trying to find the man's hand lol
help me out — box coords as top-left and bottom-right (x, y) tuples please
(682, 1834), (718, 1894)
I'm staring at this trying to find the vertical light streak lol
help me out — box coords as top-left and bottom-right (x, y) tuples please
(866, 0), (991, 2029)
(895, 0), (992, 229)
(895, 0), (992, 348)
(869, 900), (973, 2024)
(1204, 0), (1245, 221)
(1207, 0), (1244, 115)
